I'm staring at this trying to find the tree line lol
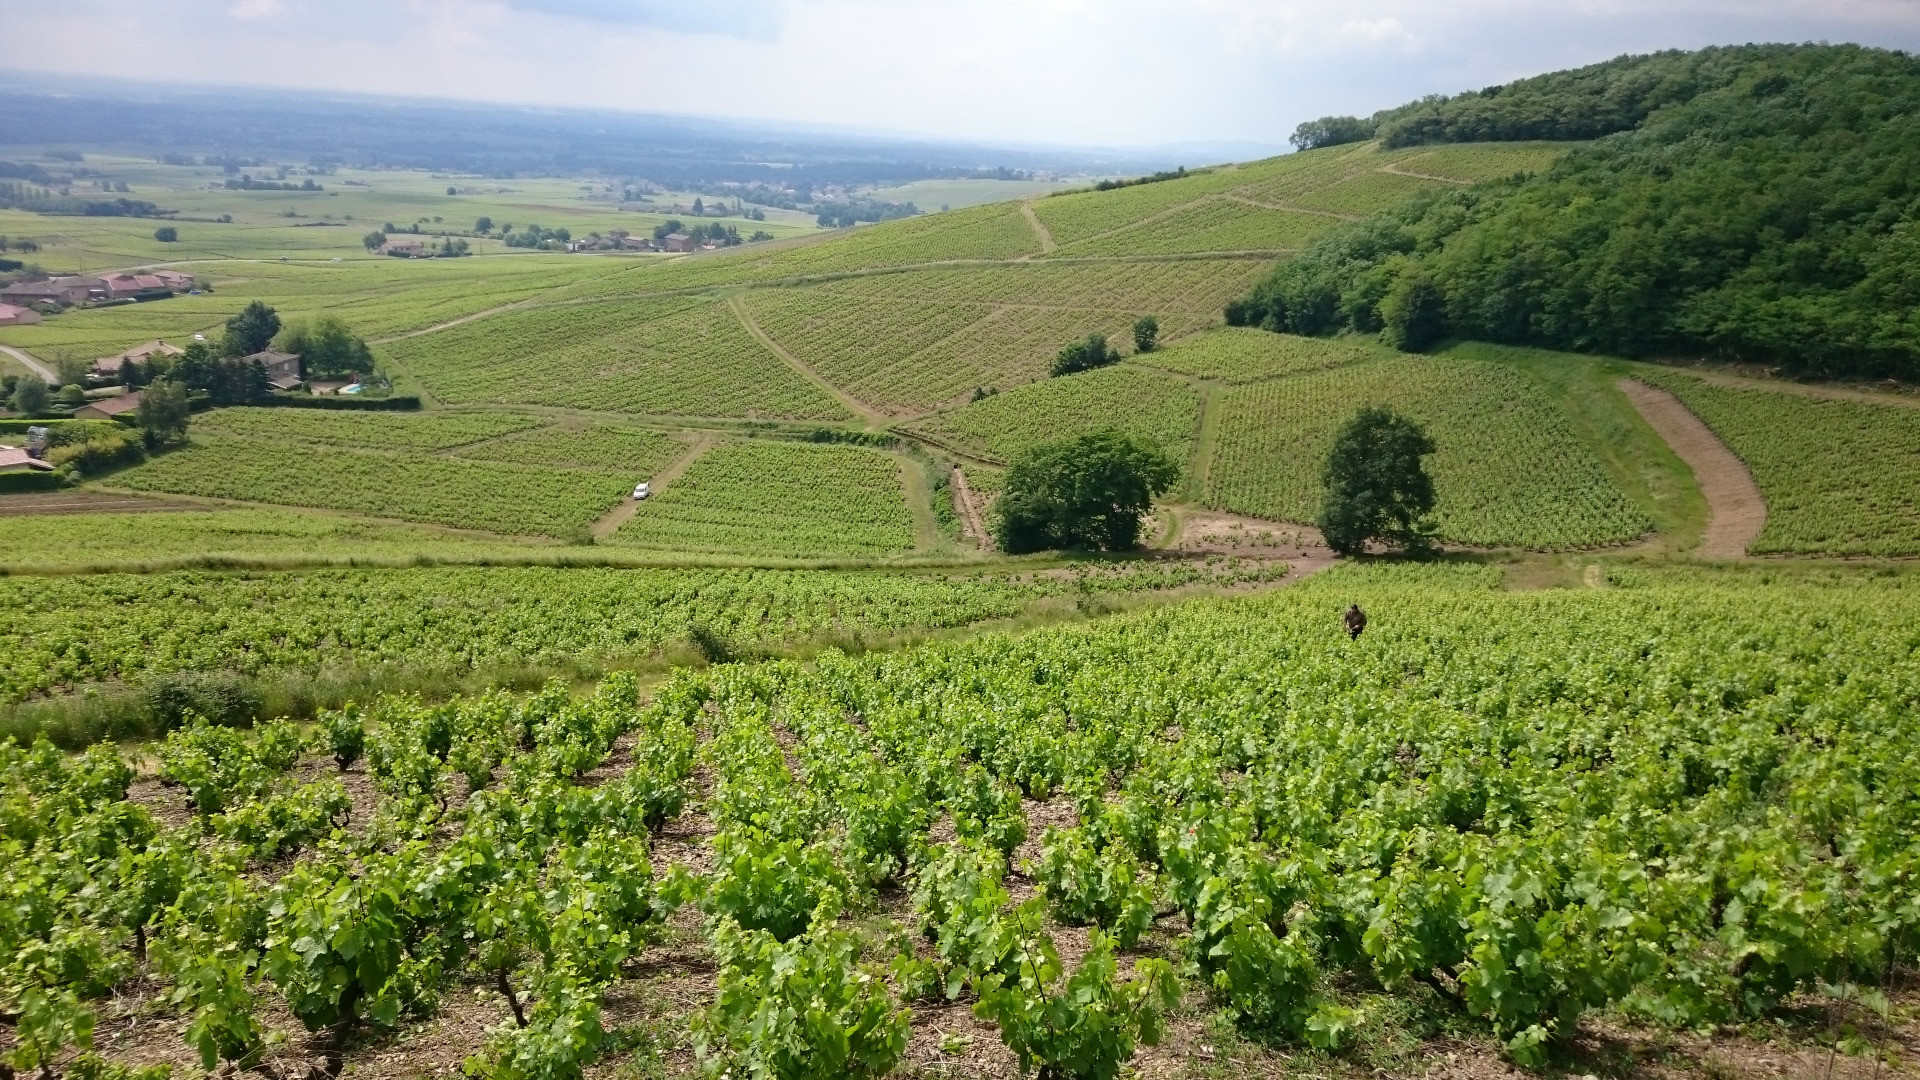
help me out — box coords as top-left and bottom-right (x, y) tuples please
(1249, 44), (1920, 379)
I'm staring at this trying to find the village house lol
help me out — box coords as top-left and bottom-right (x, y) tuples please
(0, 276), (96, 307)
(90, 340), (185, 380)
(74, 392), (143, 421)
(380, 237), (427, 257)
(0, 303), (41, 326)
(243, 349), (304, 391)
(151, 270), (195, 291)
(0, 447), (54, 473)
(97, 272), (174, 301)
(662, 232), (696, 253)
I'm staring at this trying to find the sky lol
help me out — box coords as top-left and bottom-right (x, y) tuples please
(2, 0), (1919, 150)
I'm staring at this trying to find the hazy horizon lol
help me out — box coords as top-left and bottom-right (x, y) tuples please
(3, 1), (1919, 150)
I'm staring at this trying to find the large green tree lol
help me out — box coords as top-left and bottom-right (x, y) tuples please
(222, 301), (281, 358)
(136, 378), (191, 446)
(9, 377), (49, 417)
(1318, 407), (1437, 556)
(274, 316), (374, 379)
(993, 430), (1179, 553)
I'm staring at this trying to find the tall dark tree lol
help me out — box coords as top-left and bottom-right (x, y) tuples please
(1051, 333), (1120, 377)
(222, 301), (281, 357)
(1131, 315), (1160, 354)
(1319, 407), (1437, 556)
(136, 378), (191, 446)
(993, 430), (1179, 553)
(1379, 269), (1447, 352)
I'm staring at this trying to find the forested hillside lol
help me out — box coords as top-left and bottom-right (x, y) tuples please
(1238, 44), (1920, 377)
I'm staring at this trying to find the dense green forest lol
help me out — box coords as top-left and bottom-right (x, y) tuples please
(1247, 44), (1920, 378)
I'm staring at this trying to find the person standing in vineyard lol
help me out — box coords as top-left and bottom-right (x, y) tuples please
(1345, 603), (1367, 640)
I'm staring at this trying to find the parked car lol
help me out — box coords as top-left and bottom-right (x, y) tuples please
(632, 482), (651, 500)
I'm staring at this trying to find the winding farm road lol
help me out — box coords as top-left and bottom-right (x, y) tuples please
(0, 345), (56, 383)
(1619, 378), (1767, 559)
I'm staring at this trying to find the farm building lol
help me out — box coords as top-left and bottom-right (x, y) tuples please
(662, 232), (696, 253)
(380, 237), (427, 257)
(97, 272), (174, 301)
(0, 302), (40, 325)
(242, 350), (303, 390)
(0, 276), (95, 307)
(74, 393), (143, 421)
(91, 340), (184, 379)
(0, 447), (54, 473)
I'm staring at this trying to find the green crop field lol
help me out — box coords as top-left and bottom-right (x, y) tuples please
(1133, 327), (1384, 383)
(908, 363), (1203, 468)
(105, 435), (632, 538)
(453, 423), (690, 474)
(1052, 197), (1335, 257)
(1284, 169), (1456, 216)
(1637, 370), (1920, 555)
(379, 298), (852, 420)
(0, 560), (1281, 706)
(612, 439), (917, 557)
(0, 507), (551, 573)
(1206, 355), (1649, 548)
(195, 407), (543, 450)
(12, 560), (1920, 1080)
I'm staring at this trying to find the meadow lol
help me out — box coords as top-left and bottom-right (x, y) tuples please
(1637, 369), (1920, 555)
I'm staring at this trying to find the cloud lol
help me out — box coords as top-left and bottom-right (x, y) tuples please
(492, 0), (783, 37)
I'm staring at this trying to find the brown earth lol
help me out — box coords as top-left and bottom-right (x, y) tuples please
(1619, 378), (1768, 559)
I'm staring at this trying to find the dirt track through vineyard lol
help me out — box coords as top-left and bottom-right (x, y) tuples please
(1620, 378), (1767, 559)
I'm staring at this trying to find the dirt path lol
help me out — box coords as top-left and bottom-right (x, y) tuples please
(1019, 199), (1056, 255)
(0, 344), (56, 383)
(0, 492), (193, 516)
(726, 296), (888, 426)
(951, 465), (991, 548)
(588, 434), (716, 539)
(1619, 378), (1767, 559)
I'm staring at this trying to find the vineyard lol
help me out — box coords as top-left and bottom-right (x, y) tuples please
(6, 562), (1918, 1080)
(107, 436), (633, 539)
(378, 299), (852, 420)
(453, 424), (690, 474)
(907, 363), (1204, 469)
(0, 508), (544, 573)
(0, 560), (1289, 709)
(1205, 356), (1649, 549)
(1637, 370), (1920, 555)
(1133, 327), (1383, 384)
(195, 408), (544, 452)
(1394, 142), (1575, 183)
(611, 440), (918, 557)
(1284, 170), (1454, 217)
(1051, 198), (1334, 258)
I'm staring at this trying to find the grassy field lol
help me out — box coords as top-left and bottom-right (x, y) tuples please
(611, 439), (918, 557)
(1205, 354), (1650, 549)
(1638, 368), (1920, 555)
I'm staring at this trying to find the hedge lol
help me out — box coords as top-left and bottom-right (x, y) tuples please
(259, 394), (422, 412)
(0, 470), (63, 493)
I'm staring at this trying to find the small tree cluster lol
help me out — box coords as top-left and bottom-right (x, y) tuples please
(1050, 333), (1120, 377)
(993, 430), (1178, 554)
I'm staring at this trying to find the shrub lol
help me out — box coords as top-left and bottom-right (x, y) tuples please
(1051, 333), (1120, 377)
